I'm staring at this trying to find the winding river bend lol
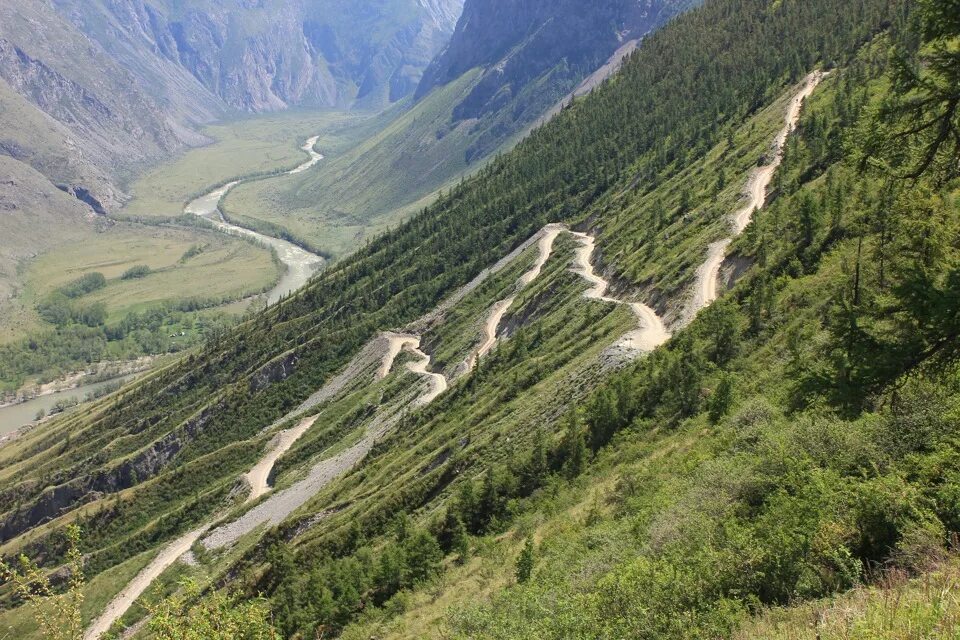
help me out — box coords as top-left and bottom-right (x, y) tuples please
(184, 135), (326, 305)
(1, 140), (326, 442)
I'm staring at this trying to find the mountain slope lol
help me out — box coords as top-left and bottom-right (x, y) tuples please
(0, 0), (900, 560)
(0, 0), (212, 213)
(0, 157), (95, 309)
(417, 0), (701, 158)
(220, 0), (700, 257)
(0, 0), (916, 627)
(6, 0), (954, 638)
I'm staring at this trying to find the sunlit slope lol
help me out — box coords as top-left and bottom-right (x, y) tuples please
(0, 1), (907, 638)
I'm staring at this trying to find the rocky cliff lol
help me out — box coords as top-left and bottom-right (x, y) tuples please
(0, 0), (464, 216)
(0, 0), (212, 212)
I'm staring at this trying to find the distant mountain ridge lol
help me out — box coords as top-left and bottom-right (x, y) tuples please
(218, 0), (700, 260)
(51, 0), (465, 112)
(0, 0), (212, 214)
(0, 0), (465, 217)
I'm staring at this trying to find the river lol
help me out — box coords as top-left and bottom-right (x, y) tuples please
(184, 135), (326, 305)
(1, 138), (328, 440)
(0, 375), (134, 437)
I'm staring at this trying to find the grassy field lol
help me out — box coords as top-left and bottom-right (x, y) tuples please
(0, 221), (281, 392)
(122, 110), (370, 218)
(3, 223), (280, 339)
(24, 224), (279, 321)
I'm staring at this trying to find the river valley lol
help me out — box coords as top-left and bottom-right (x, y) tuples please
(184, 136), (327, 305)
(0, 137), (330, 438)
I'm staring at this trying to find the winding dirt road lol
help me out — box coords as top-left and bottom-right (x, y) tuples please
(406, 347), (449, 405)
(464, 224), (671, 371)
(380, 333), (447, 404)
(686, 72), (825, 323)
(245, 416), (320, 502)
(380, 333), (420, 379)
(84, 331), (448, 637)
(200, 334), (447, 551)
(83, 525), (209, 640)
(464, 225), (569, 370)
(84, 75), (826, 639)
(570, 231), (672, 351)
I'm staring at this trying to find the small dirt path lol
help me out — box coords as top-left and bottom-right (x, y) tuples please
(245, 416), (319, 502)
(570, 231), (672, 351)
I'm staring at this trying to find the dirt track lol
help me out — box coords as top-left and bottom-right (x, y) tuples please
(570, 231), (672, 351)
(83, 525), (209, 640)
(686, 72), (825, 323)
(245, 416), (319, 502)
(84, 75), (825, 639)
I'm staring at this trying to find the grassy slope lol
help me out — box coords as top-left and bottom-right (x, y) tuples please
(95, 77), (854, 638)
(0, 156), (93, 342)
(0, 83), (115, 200)
(279, 81), (837, 639)
(0, 549), (158, 637)
(0, 0), (911, 635)
(733, 558), (960, 639)
(330, 57), (960, 638)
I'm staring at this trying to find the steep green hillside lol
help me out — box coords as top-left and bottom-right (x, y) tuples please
(6, 0), (957, 638)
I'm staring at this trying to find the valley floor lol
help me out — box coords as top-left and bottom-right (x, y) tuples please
(0, 109), (375, 428)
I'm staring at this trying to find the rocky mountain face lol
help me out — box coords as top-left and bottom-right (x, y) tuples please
(246, 0), (700, 257)
(417, 0), (702, 133)
(0, 0), (213, 213)
(0, 0), (463, 215)
(51, 0), (465, 112)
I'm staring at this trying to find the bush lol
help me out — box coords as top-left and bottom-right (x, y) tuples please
(57, 272), (106, 298)
(121, 264), (152, 280)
